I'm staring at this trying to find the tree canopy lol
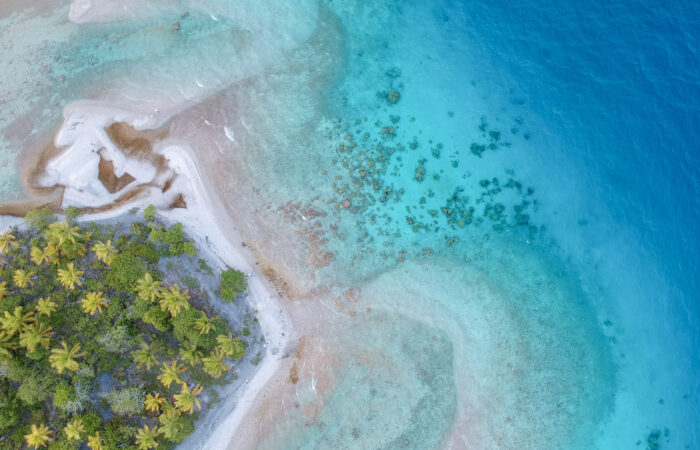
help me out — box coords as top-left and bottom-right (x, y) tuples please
(219, 268), (247, 302)
(0, 211), (249, 448)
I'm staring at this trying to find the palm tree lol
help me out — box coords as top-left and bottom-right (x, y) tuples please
(63, 418), (85, 441)
(144, 392), (167, 413)
(19, 322), (53, 353)
(30, 246), (51, 266)
(81, 292), (108, 315)
(1, 306), (36, 337)
(174, 383), (203, 414)
(36, 298), (57, 317)
(24, 423), (53, 448)
(45, 244), (60, 265)
(31, 246), (43, 265)
(87, 432), (103, 450)
(202, 347), (230, 378)
(0, 281), (8, 300)
(91, 240), (116, 266)
(193, 313), (214, 335)
(135, 273), (161, 303)
(179, 341), (203, 367)
(158, 407), (182, 441)
(158, 359), (186, 389)
(49, 341), (85, 374)
(134, 424), (160, 449)
(13, 269), (35, 288)
(0, 232), (18, 254)
(46, 221), (81, 246)
(46, 222), (87, 260)
(132, 340), (159, 371)
(216, 333), (246, 359)
(158, 284), (190, 317)
(0, 332), (17, 362)
(57, 263), (84, 290)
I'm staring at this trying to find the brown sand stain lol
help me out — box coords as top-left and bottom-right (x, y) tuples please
(288, 336), (307, 387)
(162, 175), (177, 193)
(0, 187), (64, 216)
(289, 361), (299, 384)
(1, 120), (176, 216)
(1, 125), (67, 216)
(97, 150), (136, 193)
(261, 264), (294, 299)
(169, 193), (187, 209)
(281, 335), (342, 422)
(105, 122), (169, 169)
(295, 336), (307, 359)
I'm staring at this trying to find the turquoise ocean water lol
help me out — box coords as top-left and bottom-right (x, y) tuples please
(1, 1), (698, 449)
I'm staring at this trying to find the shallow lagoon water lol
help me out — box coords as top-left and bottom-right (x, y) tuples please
(1, 0), (698, 449)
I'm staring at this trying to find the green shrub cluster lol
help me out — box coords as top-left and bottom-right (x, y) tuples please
(219, 269), (247, 303)
(0, 211), (247, 449)
(142, 206), (197, 257)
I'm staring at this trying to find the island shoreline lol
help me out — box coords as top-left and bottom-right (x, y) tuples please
(0, 103), (296, 450)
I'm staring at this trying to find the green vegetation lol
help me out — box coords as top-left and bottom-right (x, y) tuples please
(143, 206), (156, 223)
(0, 209), (247, 449)
(219, 269), (247, 303)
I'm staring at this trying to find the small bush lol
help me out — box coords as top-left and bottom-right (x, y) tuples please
(17, 374), (53, 406)
(143, 205), (156, 222)
(131, 297), (151, 319)
(53, 382), (73, 409)
(106, 386), (145, 416)
(169, 414), (195, 443)
(102, 418), (137, 448)
(79, 411), (103, 434)
(172, 310), (222, 349)
(130, 222), (149, 239)
(10, 426), (31, 449)
(48, 438), (79, 450)
(0, 393), (20, 431)
(143, 306), (170, 332)
(219, 269), (247, 302)
(64, 206), (81, 223)
(97, 325), (137, 353)
(197, 258), (214, 276)
(106, 253), (147, 293)
(25, 208), (56, 231)
(127, 241), (160, 264)
(60, 381), (90, 414)
(183, 241), (196, 255)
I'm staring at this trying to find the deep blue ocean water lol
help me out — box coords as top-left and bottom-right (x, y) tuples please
(455, 1), (700, 445)
(492, 0), (698, 446)
(0, 0), (698, 448)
